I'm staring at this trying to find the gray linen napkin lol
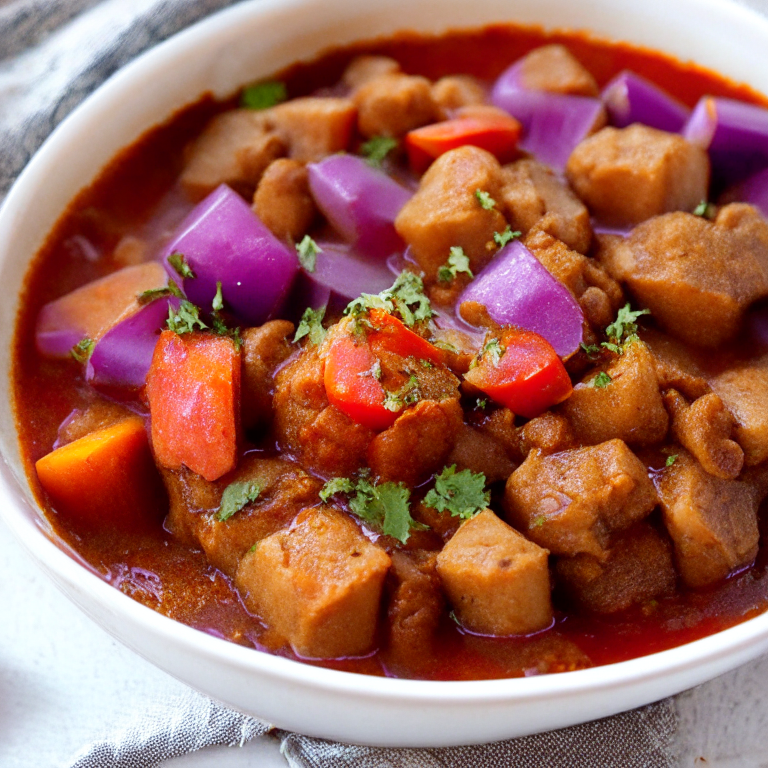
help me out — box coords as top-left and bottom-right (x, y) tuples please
(0, 0), (683, 765)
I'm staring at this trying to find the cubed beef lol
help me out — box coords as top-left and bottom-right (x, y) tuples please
(566, 125), (709, 226)
(657, 450), (759, 588)
(514, 45), (599, 97)
(518, 412), (575, 456)
(639, 327), (710, 400)
(180, 110), (285, 201)
(710, 354), (768, 466)
(555, 522), (676, 613)
(56, 399), (136, 446)
(342, 55), (401, 89)
(664, 390), (744, 480)
(395, 146), (507, 281)
(431, 76), (487, 119)
(368, 398), (463, 486)
(161, 466), (217, 548)
(253, 159), (316, 243)
(447, 423), (516, 483)
(235, 507), (391, 658)
(436, 509), (552, 635)
(560, 341), (669, 447)
(599, 205), (768, 347)
(504, 439), (658, 557)
(241, 320), (295, 432)
(500, 159), (592, 253)
(354, 74), (437, 138)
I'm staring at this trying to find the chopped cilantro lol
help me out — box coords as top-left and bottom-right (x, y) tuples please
(70, 337), (95, 363)
(166, 299), (207, 334)
(212, 281), (224, 312)
(294, 305), (327, 346)
(493, 227), (521, 248)
(601, 341), (622, 355)
(419, 359), (434, 369)
(693, 200), (716, 219)
(168, 252), (195, 280)
(357, 359), (382, 380)
(476, 397), (488, 410)
(360, 136), (398, 168)
(383, 375), (421, 413)
(666, 454), (678, 467)
(345, 271), (433, 328)
(349, 479), (417, 543)
(248, 542), (259, 553)
(605, 303), (650, 346)
(217, 481), (261, 522)
(240, 81), (287, 110)
(319, 476), (356, 503)
(296, 236), (321, 272)
(593, 371), (612, 388)
(580, 342), (601, 358)
(481, 337), (505, 366)
(531, 515), (546, 528)
(475, 189), (496, 210)
(437, 246), (473, 283)
(423, 465), (489, 520)
(137, 279), (183, 306)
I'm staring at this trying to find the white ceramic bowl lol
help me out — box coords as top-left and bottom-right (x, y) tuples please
(3, 0), (768, 748)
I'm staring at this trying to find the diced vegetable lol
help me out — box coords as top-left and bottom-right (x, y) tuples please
(146, 330), (241, 481)
(602, 71), (689, 132)
(35, 262), (167, 358)
(161, 184), (299, 327)
(464, 328), (573, 418)
(491, 67), (604, 171)
(683, 96), (768, 186)
(324, 333), (397, 431)
(307, 241), (396, 301)
(405, 116), (522, 173)
(458, 240), (584, 357)
(365, 308), (444, 364)
(35, 417), (164, 532)
(307, 154), (412, 258)
(86, 296), (179, 389)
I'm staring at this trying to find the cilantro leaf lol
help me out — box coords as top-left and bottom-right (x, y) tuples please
(666, 454), (678, 467)
(580, 342), (600, 358)
(476, 397), (488, 410)
(350, 479), (417, 544)
(605, 303), (650, 345)
(344, 292), (394, 319)
(345, 271), (433, 328)
(493, 227), (521, 248)
(212, 281), (224, 312)
(437, 246), (473, 283)
(319, 476), (356, 503)
(423, 465), (489, 520)
(477, 337), (504, 367)
(137, 279), (184, 306)
(475, 189), (496, 210)
(168, 252), (196, 280)
(296, 236), (321, 272)
(70, 337), (95, 363)
(531, 515), (546, 528)
(693, 200), (716, 219)
(383, 374), (421, 413)
(360, 136), (398, 168)
(241, 81), (287, 110)
(217, 481), (261, 522)
(294, 305), (327, 346)
(593, 371), (612, 388)
(167, 299), (208, 334)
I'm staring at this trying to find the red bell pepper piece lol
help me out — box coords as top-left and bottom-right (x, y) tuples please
(464, 328), (572, 418)
(365, 309), (444, 364)
(406, 116), (522, 173)
(146, 331), (241, 481)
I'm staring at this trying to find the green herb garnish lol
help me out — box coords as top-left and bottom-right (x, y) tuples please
(423, 465), (489, 520)
(240, 81), (287, 110)
(693, 200), (716, 219)
(344, 271), (433, 328)
(319, 476), (356, 503)
(475, 189), (496, 210)
(605, 303), (651, 347)
(383, 374), (421, 413)
(137, 279), (184, 306)
(580, 342), (601, 358)
(166, 299), (208, 334)
(168, 252), (196, 280)
(70, 337), (95, 363)
(360, 136), (398, 168)
(666, 454), (678, 467)
(593, 371), (612, 388)
(217, 481), (261, 522)
(294, 305), (327, 347)
(481, 337), (505, 366)
(212, 281), (224, 312)
(493, 227), (521, 248)
(531, 515), (546, 528)
(437, 246), (473, 283)
(476, 397), (488, 410)
(296, 236), (321, 273)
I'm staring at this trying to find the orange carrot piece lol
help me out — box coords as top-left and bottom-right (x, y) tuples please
(35, 416), (165, 532)
(146, 331), (241, 481)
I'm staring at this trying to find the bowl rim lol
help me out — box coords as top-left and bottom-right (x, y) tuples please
(3, 0), (768, 715)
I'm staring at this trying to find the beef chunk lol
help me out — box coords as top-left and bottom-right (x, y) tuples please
(436, 509), (552, 635)
(342, 55), (401, 89)
(253, 159), (316, 243)
(235, 507), (391, 658)
(447, 423), (516, 483)
(599, 205), (768, 347)
(431, 76), (487, 118)
(180, 110), (285, 201)
(710, 354), (768, 466)
(272, 345), (373, 477)
(395, 146), (507, 281)
(57, 399), (136, 446)
(518, 412), (575, 457)
(241, 320), (294, 432)
(566, 125), (709, 227)
(264, 97), (356, 162)
(657, 450), (759, 588)
(385, 550), (445, 661)
(162, 466), (219, 548)
(500, 159), (592, 254)
(354, 74), (437, 138)
(504, 440), (658, 557)
(514, 45), (599, 97)
(561, 341), (669, 447)
(639, 327), (710, 400)
(368, 399), (463, 486)
(555, 522), (676, 613)
(664, 390), (744, 480)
